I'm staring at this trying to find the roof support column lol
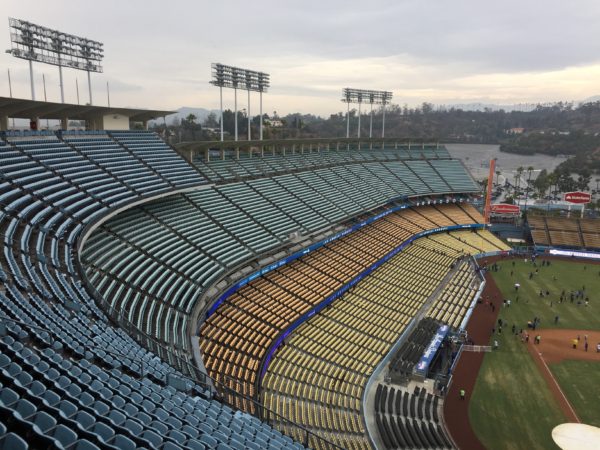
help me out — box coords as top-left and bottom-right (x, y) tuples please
(60, 116), (68, 130)
(0, 114), (8, 131)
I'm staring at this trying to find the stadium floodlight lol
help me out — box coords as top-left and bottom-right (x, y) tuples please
(210, 63), (270, 141)
(342, 88), (393, 138)
(6, 17), (104, 104)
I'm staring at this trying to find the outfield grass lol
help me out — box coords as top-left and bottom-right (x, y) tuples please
(470, 258), (600, 450)
(490, 258), (600, 332)
(469, 323), (565, 450)
(550, 360), (600, 427)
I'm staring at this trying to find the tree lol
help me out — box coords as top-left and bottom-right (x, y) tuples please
(547, 171), (559, 199)
(523, 166), (535, 211)
(203, 112), (219, 128)
(421, 102), (434, 114)
(514, 166), (525, 203)
(533, 169), (550, 198)
(185, 114), (197, 125)
(555, 169), (578, 193)
(576, 174), (591, 191)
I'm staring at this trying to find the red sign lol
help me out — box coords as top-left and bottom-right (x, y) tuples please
(490, 203), (520, 214)
(564, 192), (591, 204)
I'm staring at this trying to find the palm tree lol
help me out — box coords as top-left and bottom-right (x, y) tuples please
(515, 166), (524, 205)
(524, 166), (534, 212)
(546, 172), (559, 213)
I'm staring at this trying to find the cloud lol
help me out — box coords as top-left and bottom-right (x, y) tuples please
(2, 0), (600, 115)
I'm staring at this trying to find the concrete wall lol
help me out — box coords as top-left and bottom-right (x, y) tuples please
(100, 114), (129, 130)
(86, 113), (129, 130)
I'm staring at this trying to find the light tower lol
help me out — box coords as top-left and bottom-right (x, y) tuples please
(6, 17), (104, 104)
(342, 88), (392, 139)
(211, 63), (270, 141)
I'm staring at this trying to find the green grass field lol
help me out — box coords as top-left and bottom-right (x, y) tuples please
(550, 360), (600, 427)
(469, 258), (600, 450)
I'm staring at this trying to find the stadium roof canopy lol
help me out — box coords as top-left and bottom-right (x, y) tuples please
(0, 96), (174, 122)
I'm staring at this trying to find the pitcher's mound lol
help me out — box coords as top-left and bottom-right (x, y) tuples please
(552, 423), (600, 449)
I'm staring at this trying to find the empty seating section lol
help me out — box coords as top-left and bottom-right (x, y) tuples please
(82, 151), (481, 363)
(375, 384), (452, 449)
(420, 230), (510, 257)
(528, 215), (600, 249)
(63, 133), (174, 194)
(198, 205), (477, 417)
(546, 217), (583, 247)
(0, 336), (302, 450)
(1, 134), (304, 448)
(404, 160), (452, 193)
(261, 238), (463, 449)
(475, 229), (511, 252)
(579, 218), (600, 249)
(582, 231), (600, 249)
(110, 131), (201, 187)
(551, 231), (583, 247)
(528, 216), (550, 246)
(217, 184), (300, 240)
(194, 145), (453, 183)
(435, 203), (482, 225)
(387, 319), (441, 384)
(427, 261), (480, 328)
(429, 159), (479, 192)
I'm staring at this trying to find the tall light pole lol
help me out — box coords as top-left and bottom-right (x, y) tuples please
(247, 87), (251, 141)
(369, 97), (373, 139)
(6, 18), (104, 106)
(381, 101), (386, 138)
(219, 85), (224, 141)
(210, 63), (270, 142)
(342, 88), (392, 140)
(345, 98), (350, 138)
(42, 73), (50, 128)
(7, 68), (13, 98)
(357, 98), (362, 138)
(234, 86), (238, 141)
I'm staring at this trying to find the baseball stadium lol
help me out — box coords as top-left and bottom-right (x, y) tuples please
(1, 15), (600, 450)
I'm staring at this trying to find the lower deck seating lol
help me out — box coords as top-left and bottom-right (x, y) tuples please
(528, 215), (600, 250)
(375, 384), (452, 449)
(388, 318), (442, 384)
(421, 230), (510, 257)
(198, 205), (481, 417)
(260, 235), (484, 449)
(1, 133), (304, 449)
(427, 259), (481, 329)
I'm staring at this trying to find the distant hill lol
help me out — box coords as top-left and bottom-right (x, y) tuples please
(446, 102), (539, 112)
(582, 95), (600, 103)
(162, 107), (220, 125)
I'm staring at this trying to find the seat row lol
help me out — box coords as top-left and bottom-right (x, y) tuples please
(1, 134), (306, 448)
(260, 237), (471, 449)
(375, 385), (452, 449)
(199, 205), (478, 418)
(194, 145), (453, 183)
(528, 215), (600, 250)
(427, 261), (480, 329)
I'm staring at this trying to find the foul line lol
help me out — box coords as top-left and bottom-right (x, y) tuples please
(531, 346), (580, 423)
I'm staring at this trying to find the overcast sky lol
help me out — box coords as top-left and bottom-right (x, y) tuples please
(3, 0), (600, 116)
